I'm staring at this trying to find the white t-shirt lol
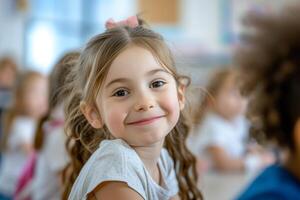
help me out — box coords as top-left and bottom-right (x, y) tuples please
(32, 123), (69, 200)
(69, 139), (179, 200)
(187, 113), (257, 200)
(188, 112), (249, 162)
(0, 117), (36, 195)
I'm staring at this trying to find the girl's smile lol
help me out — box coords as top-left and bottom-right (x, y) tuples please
(126, 115), (165, 126)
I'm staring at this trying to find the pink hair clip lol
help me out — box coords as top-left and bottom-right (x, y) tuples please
(105, 15), (139, 29)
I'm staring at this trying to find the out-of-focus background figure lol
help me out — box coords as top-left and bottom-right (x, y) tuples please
(189, 68), (271, 172)
(29, 51), (79, 200)
(0, 71), (48, 200)
(187, 67), (274, 200)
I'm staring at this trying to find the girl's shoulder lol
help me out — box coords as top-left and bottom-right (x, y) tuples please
(13, 116), (36, 128)
(88, 139), (141, 173)
(10, 116), (36, 139)
(95, 139), (138, 161)
(69, 139), (147, 199)
(12, 116), (36, 134)
(99, 139), (134, 151)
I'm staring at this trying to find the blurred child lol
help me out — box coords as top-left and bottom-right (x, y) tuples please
(0, 71), (48, 200)
(30, 52), (79, 200)
(0, 57), (18, 158)
(62, 16), (202, 200)
(188, 68), (273, 173)
(235, 3), (300, 199)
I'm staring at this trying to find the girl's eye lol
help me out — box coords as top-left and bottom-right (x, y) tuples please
(150, 80), (166, 88)
(113, 89), (129, 97)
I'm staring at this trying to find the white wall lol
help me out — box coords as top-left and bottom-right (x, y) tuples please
(0, 0), (26, 66)
(180, 0), (222, 51)
(0, 0), (296, 70)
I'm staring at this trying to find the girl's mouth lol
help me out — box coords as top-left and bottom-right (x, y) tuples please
(127, 115), (164, 126)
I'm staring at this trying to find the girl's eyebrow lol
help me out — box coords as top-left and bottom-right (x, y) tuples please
(105, 68), (170, 89)
(105, 78), (129, 89)
(147, 68), (171, 76)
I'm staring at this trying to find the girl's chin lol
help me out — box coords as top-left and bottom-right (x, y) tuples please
(127, 135), (166, 147)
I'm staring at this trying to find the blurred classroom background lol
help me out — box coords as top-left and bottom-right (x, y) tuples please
(0, 0), (296, 200)
(0, 0), (291, 82)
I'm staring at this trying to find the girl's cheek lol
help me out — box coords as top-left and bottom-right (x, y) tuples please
(161, 92), (181, 121)
(105, 109), (126, 136)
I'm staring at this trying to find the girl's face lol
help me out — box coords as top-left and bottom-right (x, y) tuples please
(91, 46), (185, 146)
(23, 77), (48, 119)
(214, 75), (248, 120)
(0, 66), (16, 89)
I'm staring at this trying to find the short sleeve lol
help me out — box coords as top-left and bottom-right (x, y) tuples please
(86, 145), (146, 198)
(69, 140), (147, 200)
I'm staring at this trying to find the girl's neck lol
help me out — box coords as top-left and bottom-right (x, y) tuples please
(133, 139), (164, 184)
(134, 140), (164, 167)
(284, 150), (300, 182)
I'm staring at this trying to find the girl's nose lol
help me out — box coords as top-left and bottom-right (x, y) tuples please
(134, 94), (155, 112)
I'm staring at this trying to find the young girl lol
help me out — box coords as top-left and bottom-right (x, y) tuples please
(235, 3), (300, 199)
(62, 16), (202, 200)
(31, 52), (79, 200)
(188, 67), (273, 173)
(0, 71), (48, 200)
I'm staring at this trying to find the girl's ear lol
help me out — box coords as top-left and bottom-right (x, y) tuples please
(178, 84), (186, 110)
(80, 101), (103, 129)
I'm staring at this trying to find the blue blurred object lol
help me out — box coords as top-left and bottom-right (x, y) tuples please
(0, 192), (12, 200)
(236, 164), (300, 200)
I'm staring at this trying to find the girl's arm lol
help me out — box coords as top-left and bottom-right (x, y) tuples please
(88, 181), (144, 200)
(207, 146), (245, 172)
(208, 145), (274, 172)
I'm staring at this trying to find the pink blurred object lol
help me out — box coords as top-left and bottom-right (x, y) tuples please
(14, 152), (37, 200)
(105, 16), (139, 29)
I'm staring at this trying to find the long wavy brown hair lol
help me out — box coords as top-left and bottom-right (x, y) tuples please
(33, 52), (80, 151)
(62, 20), (202, 199)
(234, 2), (300, 151)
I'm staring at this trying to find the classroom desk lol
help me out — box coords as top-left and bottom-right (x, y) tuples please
(198, 170), (260, 200)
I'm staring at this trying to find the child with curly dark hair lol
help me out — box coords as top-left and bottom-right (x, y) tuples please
(235, 3), (300, 199)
